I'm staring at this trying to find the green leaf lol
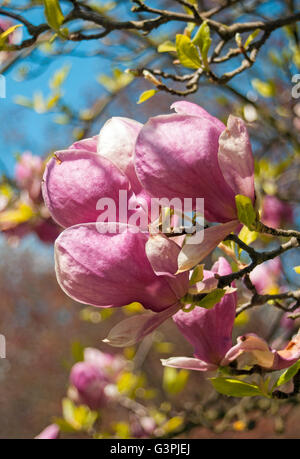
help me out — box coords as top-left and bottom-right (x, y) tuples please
(235, 194), (257, 229)
(62, 398), (98, 431)
(137, 89), (157, 104)
(162, 416), (184, 435)
(0, 24), (22, 48)
(157, 40), (176, 53)
(238, 225), (258, 255)
(252, 78), (275, 98)
(189, 264), (204, 285)
(163, 367), (189, 395)
(43, 0), (64, 31)
(244, 29), (261, 49)
(210, 377), (262, 397)
(176, 34), (202, 69)
(196, 288), (226, 309)
(191, 21), (211, 67)
(273, 359), (300, 390)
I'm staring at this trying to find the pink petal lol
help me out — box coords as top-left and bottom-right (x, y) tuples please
(42, 149), (134, 228)
(174, 258), (237, 366)
(161, 356), (217, 372)
(177, 220), (239, 272)
(135, 113), (237, 223)
(146, 234), (189, 299)
(103, 303), (180, 347)
(35, 424), (60, 439)
(171, 101), (225, 132)
(55, 223), (188, 312)
(98, 117), (143, 194)
(218, 115), (255, 202)
(69, 135), (98, 152)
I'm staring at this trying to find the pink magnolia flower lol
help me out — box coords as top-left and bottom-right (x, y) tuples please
(42, 137), (148, 229)
(261, 195), (293, 229)
(162, 257), (300, 372)
(70, 361), (109, 410)
(82, 347), (126, 382)
(55, 223), (189, 346)
(15, 152), (43, 201)
(69, 348), (126, 409)
(134, 101), (255, 271)
(162, 257), (237, 371)
(135, 101), (255, 223)
(35, 424), (60, 439)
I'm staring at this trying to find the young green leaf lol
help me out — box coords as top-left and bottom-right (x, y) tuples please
(43, 0), (65, 31)
(137, 89), (157, 104)
(191, 21), (212, 67)
(238, 225), (258, 255)
(189, 264), (204, 286)
(157, 40), (177, 53)
(235, 194), (257, 229)
(176, 34), (202, 70)
(244, 29), (261, 49)
(210, 377), (263, 397)
(273, 359), (300, 390)
(196, 288), (226, 309)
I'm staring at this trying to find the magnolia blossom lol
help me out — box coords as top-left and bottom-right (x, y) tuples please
(134, 101), (255, 271)
(42, 128), (150, 230)
(55, 224), (189, 346)
(69, 348), (126, 409)
(135, 101), (255, 223)
(261, 195), (293, 229)
(162, 257), (300, 372)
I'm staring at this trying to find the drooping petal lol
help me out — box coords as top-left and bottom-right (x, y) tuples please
(55, 223), (188, 312)
(177, 220), (239, 273)
(171, 101), (226, 132)
(103, 303), (181, 347)
(174, 257), (237, 366)
(42, 149), (135, 228)
(98, 117), (143, 194)
(135, 114), (237, 223)
(218, 115), (255, 202)
(272, 331), (300, 370)
(222, 334), (275, 368)
(161, 356), (217, 372)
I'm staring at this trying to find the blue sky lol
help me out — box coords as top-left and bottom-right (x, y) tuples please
(0, 0), (293, 177)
